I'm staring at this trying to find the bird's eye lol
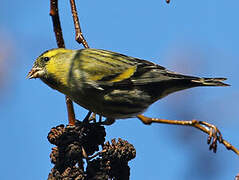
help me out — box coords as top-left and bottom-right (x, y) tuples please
(43, 57), (50, 62)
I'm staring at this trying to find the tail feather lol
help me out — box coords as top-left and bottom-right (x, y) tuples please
(191, 77), (230, 87)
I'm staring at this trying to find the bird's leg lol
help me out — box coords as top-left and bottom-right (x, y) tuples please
(83, 111), (92, 123)
(83, 113), (103, 123)
(89, 113), (96, 123)
(137, 114), (223, 153)
(99, 115), (102, 123)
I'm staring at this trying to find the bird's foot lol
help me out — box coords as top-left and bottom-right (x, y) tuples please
(199, 121), (223, 153)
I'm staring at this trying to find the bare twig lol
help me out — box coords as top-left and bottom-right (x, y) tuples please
(49, 0), (65, 48)
(50, 0), (76, 125)
(69, 0), (96, 122)
(137, 115), (239, 156)
(69, 0), (89, 48)
(65, 96), (76, 125)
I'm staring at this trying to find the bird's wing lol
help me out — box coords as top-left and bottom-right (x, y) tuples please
(74, 48), (199, 88)
(129, 66), (200, 85)
(74, 49), (163, 85)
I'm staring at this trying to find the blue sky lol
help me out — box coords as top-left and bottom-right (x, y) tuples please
(0, 0), (238, 179)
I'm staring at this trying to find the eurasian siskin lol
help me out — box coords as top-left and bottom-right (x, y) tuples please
(27, 48), (229, 121)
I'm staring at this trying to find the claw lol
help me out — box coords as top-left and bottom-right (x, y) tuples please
(207, 127), (213, 145)
(200, 122), (223, 153)
(209, 137), (218, 153)
(218, 135), (223, 143)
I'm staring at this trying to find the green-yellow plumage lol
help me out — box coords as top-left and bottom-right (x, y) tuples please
(28, 48), (229, 120)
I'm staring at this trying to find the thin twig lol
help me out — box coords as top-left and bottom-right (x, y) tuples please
(69, 0), (96, 122)
(49, 0), (65, 48)
(50, 0), (76, 125)
(69, 0), (89, 48)
(65, 96), (76, 125)
(137, 115), (239, 156)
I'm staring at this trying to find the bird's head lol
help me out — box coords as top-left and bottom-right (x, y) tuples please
(27, 48), (73, 79)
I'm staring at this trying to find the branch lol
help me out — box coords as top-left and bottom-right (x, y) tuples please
(69, 0), (89, 48)
(49, 0), (65, 48)
(137, 115), (239, 156)
(49, 0), (76, 126)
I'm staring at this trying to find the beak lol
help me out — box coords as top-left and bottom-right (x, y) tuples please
(27, 67), (45, 79)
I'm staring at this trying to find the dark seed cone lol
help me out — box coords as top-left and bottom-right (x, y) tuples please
(47, 121), (135, 180)
(102, 138), (136, 161)
(48, 166), (86, 180)
(86, 138), (136, 180)
(48, 120), (106, 179)
(75, 121), (106, 156)
(47, 121), (106, 155)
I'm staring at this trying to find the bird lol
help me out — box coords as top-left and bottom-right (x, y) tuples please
(27, 48), (229, 124)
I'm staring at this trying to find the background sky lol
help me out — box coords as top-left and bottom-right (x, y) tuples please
(0, 0), (238, 179)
